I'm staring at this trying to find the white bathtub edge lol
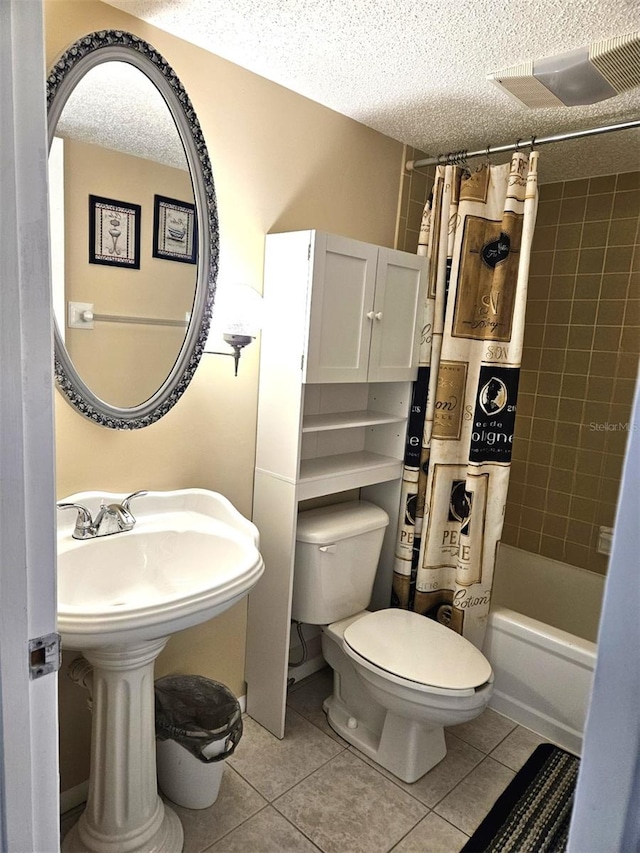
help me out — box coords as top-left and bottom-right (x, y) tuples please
(488, 606), (597, 668)
(484, 605), (596, 756)
(489, 690), (584, 756)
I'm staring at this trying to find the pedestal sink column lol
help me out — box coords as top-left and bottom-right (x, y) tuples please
(62, 638), (183, 853)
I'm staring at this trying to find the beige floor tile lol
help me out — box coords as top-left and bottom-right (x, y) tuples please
(352, 731), (484, 808)
(434, 756), (515, 836)
(59, 768), (268, 853)
(227, 709), (344, 801)
(60, 683), (543, 853)
(287, 666), (331, 697)
(274, 750), (426, 853)
(207, 805), (319, 852)
(490, 725), (548, 771)
(392, 812), (469, 853)
(447, 708), (517, 754)
(286, 667), (348, 746)
(168, 765), (268, 853)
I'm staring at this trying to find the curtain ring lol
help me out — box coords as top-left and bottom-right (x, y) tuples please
(529, 135), (536, 151)
(514, 138), (522, 152)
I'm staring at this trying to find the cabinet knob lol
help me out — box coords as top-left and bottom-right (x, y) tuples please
(366, 311), (375, 320)
(374, 312), (382, 321)
(366, 311), (383, 321)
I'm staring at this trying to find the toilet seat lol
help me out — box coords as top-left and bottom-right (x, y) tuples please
(342, 609), (492, 694)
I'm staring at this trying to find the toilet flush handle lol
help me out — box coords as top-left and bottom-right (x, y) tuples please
(319, 544), (337, 553)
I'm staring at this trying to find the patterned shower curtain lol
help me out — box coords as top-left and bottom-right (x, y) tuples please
(392, 151), (539, 649)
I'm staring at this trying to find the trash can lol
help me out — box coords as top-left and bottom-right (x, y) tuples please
(154, 675), (242, 809)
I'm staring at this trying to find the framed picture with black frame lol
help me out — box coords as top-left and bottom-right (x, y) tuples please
(152, 194), (197, 264)
(89, 194), (141, 269)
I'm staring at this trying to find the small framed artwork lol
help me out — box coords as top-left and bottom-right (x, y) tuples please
(152, 194), (197, 264)
(89, 194), (141, 269)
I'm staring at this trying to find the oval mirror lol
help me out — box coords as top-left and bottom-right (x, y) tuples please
(47, 31), (219, 429)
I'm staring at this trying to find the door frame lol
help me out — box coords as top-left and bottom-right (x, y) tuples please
(0, 1), (60, 850)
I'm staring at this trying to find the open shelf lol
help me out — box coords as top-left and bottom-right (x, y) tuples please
(302, 410), (406, 433)
(249, 232), (424, 739)
(298, 451), (402, 500)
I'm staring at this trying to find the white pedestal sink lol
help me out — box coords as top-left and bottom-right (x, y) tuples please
(57, 489), (264, 853)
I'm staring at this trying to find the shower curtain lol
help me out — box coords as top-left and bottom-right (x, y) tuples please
(392, 151), (539, 649)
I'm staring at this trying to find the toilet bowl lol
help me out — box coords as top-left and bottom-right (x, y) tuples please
(292, 501), (494, 783)
(321, 609), (492, 782)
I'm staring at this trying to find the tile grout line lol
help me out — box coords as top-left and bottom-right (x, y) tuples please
(388, 814), (471, 853)
(269, 746), (429, 853)
(195, 800), (272, 853)
(430, 753), (515, 830)
(230, 737), (350, 806)
(288, 694), (523, 816)
(285, 695), (447, 814)
(277, 690), (541, 840)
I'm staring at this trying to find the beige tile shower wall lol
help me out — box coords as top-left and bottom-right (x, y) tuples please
(502, 171), (639, 574)
(394, 163), (638, 575)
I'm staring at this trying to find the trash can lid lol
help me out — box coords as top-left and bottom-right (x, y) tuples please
(154, 675), (242, 762)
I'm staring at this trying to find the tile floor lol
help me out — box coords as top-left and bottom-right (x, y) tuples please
(61, 668), (549, 852)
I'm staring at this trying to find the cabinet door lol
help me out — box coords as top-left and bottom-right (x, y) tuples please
(305, 234), (378, 383)
(368, 247), (426, 382)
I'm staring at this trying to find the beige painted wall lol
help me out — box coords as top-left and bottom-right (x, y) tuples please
(62, 138), (195, 406)
(46, 1), (404, 792)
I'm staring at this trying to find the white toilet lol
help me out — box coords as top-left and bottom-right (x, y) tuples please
(292, 500), (494, 783)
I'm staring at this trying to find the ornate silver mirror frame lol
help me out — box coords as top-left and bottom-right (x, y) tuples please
(47, 30), (219, 429)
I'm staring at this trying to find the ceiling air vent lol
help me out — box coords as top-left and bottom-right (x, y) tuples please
(488, 31), (640, 108)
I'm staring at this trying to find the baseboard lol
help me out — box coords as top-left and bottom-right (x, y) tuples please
(287, 652), (326, 686)
(489, 690), (583, 756)
(60, 780), (88, 815)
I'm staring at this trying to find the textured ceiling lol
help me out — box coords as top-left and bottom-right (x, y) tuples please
(102, 0), (640, 183)
(56, 62), (188, 170)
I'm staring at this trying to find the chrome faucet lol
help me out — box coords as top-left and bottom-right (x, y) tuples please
(57, 491), (148, 540)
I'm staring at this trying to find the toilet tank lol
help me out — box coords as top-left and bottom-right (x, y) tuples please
(291, 500), (389, 625)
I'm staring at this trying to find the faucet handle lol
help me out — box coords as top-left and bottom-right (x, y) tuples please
(57, 502), (94, 537)
(121, 490), (148, 514)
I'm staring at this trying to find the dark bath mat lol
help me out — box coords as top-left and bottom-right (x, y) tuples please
(461, 742), (580, 852)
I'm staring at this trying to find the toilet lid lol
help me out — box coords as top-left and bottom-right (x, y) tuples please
(343, 609), (492, 691)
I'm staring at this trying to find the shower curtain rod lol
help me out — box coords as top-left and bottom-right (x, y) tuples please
(405, 118), (640, 171)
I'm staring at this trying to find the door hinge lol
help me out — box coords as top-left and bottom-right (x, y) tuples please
(29, 632), (61, 680)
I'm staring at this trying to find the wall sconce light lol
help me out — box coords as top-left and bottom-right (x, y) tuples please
(208, 283), (263, 376)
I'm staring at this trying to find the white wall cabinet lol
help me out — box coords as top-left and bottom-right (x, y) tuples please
(245, 231), (426, 737)
(305, 232), (425, 384)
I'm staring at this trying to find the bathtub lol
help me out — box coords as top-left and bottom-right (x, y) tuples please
(482, 544), (605, 755)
